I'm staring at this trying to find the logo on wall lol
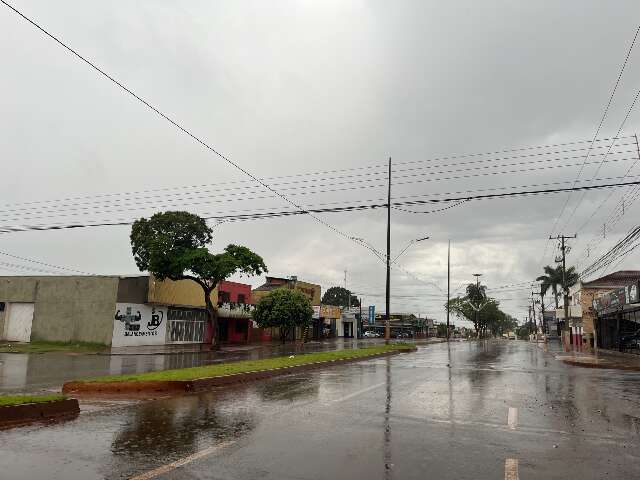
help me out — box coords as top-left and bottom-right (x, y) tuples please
(147, 307), (164, 331)
(114, 306), (142, 332)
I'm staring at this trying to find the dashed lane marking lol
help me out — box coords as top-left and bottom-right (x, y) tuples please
(507, 407), (518, 430)
(505, 458), (519, 480)
(129, 441), (235, 480)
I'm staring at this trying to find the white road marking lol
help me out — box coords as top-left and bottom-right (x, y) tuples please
(129, 441), (234, 480)
(507, 407), (518, 430)
(326, 382), (386, 403)
(505, 458), (519, 480)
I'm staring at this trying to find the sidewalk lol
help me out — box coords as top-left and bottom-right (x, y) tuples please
(540, 339), (640, 371)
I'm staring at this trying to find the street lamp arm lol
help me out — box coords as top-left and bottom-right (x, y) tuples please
(391, 236), (430, 264)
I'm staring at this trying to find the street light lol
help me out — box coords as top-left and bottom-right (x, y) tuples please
(350, 235), (430, 341)
(391, 236), (430, 264)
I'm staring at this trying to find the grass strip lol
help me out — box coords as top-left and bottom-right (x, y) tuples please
(0, 341), (108, 354)
(85, 344), (415, 383)
(0, 394), (67, 407)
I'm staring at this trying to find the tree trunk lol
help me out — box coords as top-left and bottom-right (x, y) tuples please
(204, 288), (219, 349)
(280, 327), (288, 344)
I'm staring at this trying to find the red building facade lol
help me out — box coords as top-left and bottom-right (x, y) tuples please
(207, 281), (271, 344)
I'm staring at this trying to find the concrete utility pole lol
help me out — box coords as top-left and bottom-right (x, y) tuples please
(539, 284), (546, 335)
(530, 293), (537, 335)
(385, 157), (392, 341)
(344, 270), (350, 310)
(550, 234), (577, 338)
(447, 240), (451, 341)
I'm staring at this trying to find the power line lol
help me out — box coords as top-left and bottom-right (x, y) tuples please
(538, 24), (640, 275)
(2, 153), (637, 225)
(1, 146), (635, 222)
(0, 135), (631, 216)
(0, 0), (365, 248)
(4, 179), (640, 234)
(0, 250), (91, 275)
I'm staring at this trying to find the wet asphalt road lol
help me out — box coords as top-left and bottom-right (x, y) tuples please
(0, 338), (383, 394)
(1, 340), (639, 479)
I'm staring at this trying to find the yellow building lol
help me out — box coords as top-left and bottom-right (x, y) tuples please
(252, 276), (322, 341)
(252, 276), (321, 306)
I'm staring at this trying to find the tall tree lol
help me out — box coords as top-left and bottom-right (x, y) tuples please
(536, 265), (579, 308)
(321, 286), (360, 308)
(253, 288), (314, 343)
(447, 282), (512, 338)
(130, 211), (267, 347)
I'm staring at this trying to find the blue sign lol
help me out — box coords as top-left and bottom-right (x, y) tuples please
(368, 305), (375, 325)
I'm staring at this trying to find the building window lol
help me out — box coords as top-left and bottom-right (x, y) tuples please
(237, 293), (246, 304)
(219, 291), (231, 304)
(0, 302), (4, 312)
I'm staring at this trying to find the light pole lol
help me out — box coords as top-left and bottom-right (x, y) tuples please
(350, 235), (430, 341)
(472, 273), (482, 338)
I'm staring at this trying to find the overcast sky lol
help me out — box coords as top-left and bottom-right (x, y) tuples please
(2, 0), (640, 325)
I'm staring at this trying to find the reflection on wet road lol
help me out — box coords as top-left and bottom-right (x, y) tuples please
(1, 340), (639, 479)
(0, 338), (382, 394)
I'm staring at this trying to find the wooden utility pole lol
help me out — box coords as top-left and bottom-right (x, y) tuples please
(385, 157), (392, 341)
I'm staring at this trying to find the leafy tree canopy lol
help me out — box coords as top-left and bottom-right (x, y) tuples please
(446, 282), (516, 337)
(321, 286), (360, 307)
(253, 288), (314, 343)
(131, 211), (267, 291)
(130, 211), (267, 345)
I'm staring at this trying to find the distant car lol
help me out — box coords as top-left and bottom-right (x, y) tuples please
(364, 331), (379, 338)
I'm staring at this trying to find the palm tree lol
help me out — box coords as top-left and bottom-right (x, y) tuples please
(536, 265), (561, 308)
(536, 265), (579, 308)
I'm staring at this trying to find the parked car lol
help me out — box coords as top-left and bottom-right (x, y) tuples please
(620, 329), (640, 351)
(364, 330), (379, 338)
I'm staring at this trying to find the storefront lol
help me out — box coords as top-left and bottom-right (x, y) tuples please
(593, 281), (640, 353)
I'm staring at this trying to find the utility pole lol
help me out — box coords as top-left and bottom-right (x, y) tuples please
(530, 293), (537, 336)
(385, 157), (392, 341)
(539, 284), (546, 336)
(550, 234), (577, 341)
(344, 270), (350, 310)
(447, 240), (451, 341)
(359, 297), (362, 339)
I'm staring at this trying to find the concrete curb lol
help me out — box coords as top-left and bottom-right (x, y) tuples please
(558, 358), (640, 372)
(0, 399), (79, 429)
(62, 348), (416, 394)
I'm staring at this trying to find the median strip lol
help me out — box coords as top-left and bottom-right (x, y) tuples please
(0, 395), (79, 428)
(63, 344), (416, 394)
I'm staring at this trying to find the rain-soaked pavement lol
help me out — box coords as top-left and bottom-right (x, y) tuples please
(0, 338), (385, 394)
(1, 339), (639, 479)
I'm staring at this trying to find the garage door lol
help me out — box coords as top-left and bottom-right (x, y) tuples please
(4, 303), (34, 342)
